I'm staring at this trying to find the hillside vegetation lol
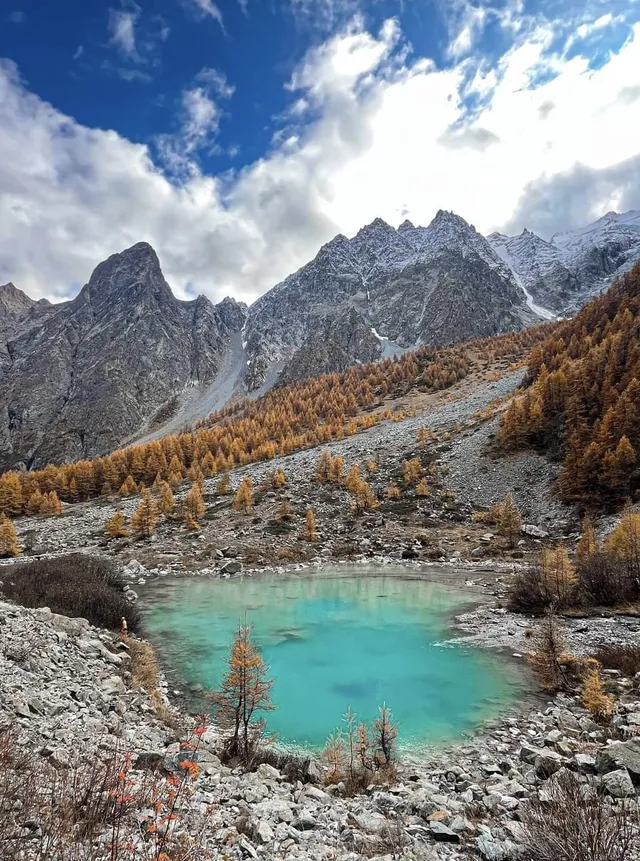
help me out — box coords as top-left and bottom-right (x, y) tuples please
(0, 327), (550, 516)
(498, 262), (640, 506)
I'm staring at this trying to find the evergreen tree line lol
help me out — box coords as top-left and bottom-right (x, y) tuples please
(498, 263), (640, 505)
(0, 326), (549, 518)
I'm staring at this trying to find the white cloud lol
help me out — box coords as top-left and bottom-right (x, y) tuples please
(106, 2), (170, 78)
(155, 68), (234, 177)
(72, 45), (84, 61)
(1, 16), (640, 307)
(181, 0), (224, 30)
(194, 67), (235, 98)
(447, 5), (488, 59)
(287, 0), (363, 32)
(108, 2), (140, 58)
(565, 12), (625, 51)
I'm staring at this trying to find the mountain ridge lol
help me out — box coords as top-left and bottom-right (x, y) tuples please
(1, 207), (639, 469)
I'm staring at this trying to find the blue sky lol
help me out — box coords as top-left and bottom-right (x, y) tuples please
(1, 0), (639, 303)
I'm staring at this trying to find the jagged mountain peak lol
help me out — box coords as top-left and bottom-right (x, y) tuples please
(0, 281), (40, 317)
(353, 217), (396, 245)
(398, 219), (415, 232)
(79, 241), (173, 310)
(428, 209), (474, 231)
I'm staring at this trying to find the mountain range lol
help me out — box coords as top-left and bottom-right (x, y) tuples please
(0, 208), (638, 470)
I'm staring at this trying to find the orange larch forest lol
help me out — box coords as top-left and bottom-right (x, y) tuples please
(0, 326), (551, 516)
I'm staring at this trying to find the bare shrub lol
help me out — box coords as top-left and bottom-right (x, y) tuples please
(322, 705), (398, 795)
(0, 721), (214, 861)
(0, 554), (140, 632)
(527, 611), (571, 692)
(521, 770), (639, 861)
(595, 643), (640, 678)
(509, 548), (578, 614)
(577, 551), (639, 606)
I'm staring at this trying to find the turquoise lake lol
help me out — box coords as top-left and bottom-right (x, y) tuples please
(140, 568), (524, 750)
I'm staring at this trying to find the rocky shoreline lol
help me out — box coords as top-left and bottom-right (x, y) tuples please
(2, 559), (640, 860)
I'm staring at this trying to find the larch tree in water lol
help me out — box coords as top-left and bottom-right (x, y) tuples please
(212, 622), (275, 764)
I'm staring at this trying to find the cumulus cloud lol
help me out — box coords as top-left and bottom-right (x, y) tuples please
(438, 126), (500, 151)
(618, 85), (640, 105)
(504, 156), (640, 239)
(1, 16), (640, 306)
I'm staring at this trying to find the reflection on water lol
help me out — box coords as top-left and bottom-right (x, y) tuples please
(140, 567), (524, 749)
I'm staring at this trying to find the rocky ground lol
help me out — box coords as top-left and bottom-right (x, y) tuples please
(4, 368), (574, 583)
(1, 597), (640, 860)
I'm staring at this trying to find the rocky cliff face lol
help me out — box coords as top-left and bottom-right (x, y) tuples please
(0, 243), (246, 469)
(244, 212), (540, 390)
(488, 210), (640, 314)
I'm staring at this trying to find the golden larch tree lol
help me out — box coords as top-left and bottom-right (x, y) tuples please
(40, 491), (63, 516)
(216, 472), (231, 495)
(415, 478), (430, 497)
(211, 622), (275, 763)
(605, 511), (640, 580)
(386, 484), (401, 500)
(540, 546), (577, 608)
(304, 508), (318, 541)
(26, 488), (44, 514)
(345, 465), (362, 494)
(119, 475), (138, 497)
(232, 477), (254, 514)
(402, 458), (422, 485)
(0, 513), (20, 557)
(105, 509), (129, 538)
(498, 493), (522, 547)
(316, 450), (333, 483)
(130, 489), (159, 538)
(184, 483), (205, 522)
(581, 662), (614, 723)
(0, 473), (23, 517)
(157, 481), (175, 516)
(270, 468), (287, 489)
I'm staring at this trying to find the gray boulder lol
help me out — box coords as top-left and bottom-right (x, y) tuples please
(601, 768), (635, 798)
(596, 739), (640, 783)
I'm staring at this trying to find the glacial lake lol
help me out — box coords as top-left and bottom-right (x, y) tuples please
(140, 567), (525, 750)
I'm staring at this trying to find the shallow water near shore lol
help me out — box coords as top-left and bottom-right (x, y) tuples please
(140, 566), (525, 750)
